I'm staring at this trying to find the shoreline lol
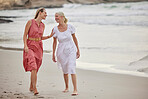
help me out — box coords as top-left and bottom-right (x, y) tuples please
(0, 46), (51, 53)
(0, 46), (148, 78)
(77, 61), (148, 78)
(0, 49), (148, 99)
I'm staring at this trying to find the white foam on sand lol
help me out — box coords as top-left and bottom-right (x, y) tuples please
(77, 61), (148, 77)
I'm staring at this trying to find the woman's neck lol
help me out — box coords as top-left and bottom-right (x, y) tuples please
(59, 22), (66, 27)
(35, 17), (42, 24)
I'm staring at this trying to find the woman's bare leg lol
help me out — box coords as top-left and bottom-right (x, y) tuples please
(29, 82), (33, 92)
(71, 74), (78, 95)
(31, 69), (38, 95)
(63, 74), (69, 92)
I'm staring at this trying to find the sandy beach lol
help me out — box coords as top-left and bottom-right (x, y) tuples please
(0, 49), (148, 99)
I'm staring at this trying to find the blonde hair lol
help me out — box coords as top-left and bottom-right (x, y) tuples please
(56, 12), (68, 23)
(34, 7), (45, 19)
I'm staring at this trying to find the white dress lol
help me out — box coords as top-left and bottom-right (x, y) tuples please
(53, 24), (77, 74)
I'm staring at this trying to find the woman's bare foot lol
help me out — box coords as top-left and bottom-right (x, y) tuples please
(71, 90), (78, 96)
(62, 89), (69, 93)
(34, 88), (39, 95)
(29, 88), (33, 92)
(29, 83), (33, 92)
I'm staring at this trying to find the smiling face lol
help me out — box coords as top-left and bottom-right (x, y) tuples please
(40, 9), (47, 20)
(55, 13), (63, 23)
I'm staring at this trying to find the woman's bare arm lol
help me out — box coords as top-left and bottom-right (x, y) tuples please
(52, 37), (57, 62)
(23, 20), (31, 52)
(72, 34), (80, 59)
(41, 28), (55, 40)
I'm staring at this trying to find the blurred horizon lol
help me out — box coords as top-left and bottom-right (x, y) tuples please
(0, 0), (147, 10)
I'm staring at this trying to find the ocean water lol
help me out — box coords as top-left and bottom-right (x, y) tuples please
(0, 1), (148, 76)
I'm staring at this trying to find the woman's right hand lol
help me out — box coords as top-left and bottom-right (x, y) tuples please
(52, 55), (57, 62)
(50, 30), (55, 37)
(24, 46), (29, 53)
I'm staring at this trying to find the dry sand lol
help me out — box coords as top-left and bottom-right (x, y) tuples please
(0, 49), (148, 99)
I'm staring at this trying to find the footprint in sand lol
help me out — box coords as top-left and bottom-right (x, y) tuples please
(52, 85), (56, 87)
(48, 97), (55, 99)
(16, 96), (23, 98)
(14, 93), (20, 95)
(17, 83), (22, 85)
(14, 93), (24, 98)
(17, 81), (22, 85)
(3, 91), (7, 93)
(37, 96), (45, 98)
(0, 95), (3, 98)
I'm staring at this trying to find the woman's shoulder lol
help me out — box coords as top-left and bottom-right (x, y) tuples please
(52, 26), (58, 37)
(27, 19), (35, 25)
(53, 26), (58, 31)
(68, 24), (72, 27)
(68, 24), (75, 30)
(29, 19), (35, 23)
(68, 24), (75, 28)
(25, 19), (33, 27)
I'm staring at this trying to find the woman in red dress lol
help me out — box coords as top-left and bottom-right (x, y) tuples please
(23, 8), (54, 95)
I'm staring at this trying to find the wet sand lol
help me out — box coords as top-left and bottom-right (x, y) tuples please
(0, 49), (148, 99)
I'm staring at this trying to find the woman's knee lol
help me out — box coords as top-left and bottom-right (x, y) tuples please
(31, 69), (37, 73)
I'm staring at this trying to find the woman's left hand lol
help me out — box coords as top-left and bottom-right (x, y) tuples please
(76, 50), (80, 59)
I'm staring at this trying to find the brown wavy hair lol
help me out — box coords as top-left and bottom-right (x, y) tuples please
(34, 7), (45, 19)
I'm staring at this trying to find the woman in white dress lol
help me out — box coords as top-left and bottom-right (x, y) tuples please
(52, 12), (80, 95)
